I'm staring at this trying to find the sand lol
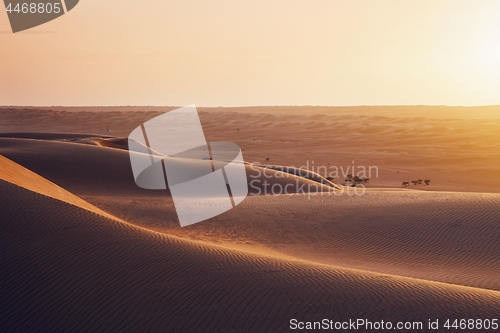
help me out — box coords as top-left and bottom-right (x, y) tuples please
(0, 106), (499, 332)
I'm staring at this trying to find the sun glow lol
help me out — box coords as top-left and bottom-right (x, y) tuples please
(463, 3), (500, 83)
(1, 0), (500, 106)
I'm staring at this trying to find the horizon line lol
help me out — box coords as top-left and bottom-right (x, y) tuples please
(2, 104), (500, 109)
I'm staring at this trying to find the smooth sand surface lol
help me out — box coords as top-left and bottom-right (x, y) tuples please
(0, 106), (499, 332)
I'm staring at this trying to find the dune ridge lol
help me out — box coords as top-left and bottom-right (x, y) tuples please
(0, 154), (121, 222)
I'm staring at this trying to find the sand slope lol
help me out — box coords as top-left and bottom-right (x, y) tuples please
(1, 137), (499, 292)
(1, 180), (500, 332)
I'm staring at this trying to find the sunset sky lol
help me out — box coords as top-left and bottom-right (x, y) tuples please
(1, 0), (499, 106)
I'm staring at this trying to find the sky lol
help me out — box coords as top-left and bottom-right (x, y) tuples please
(1, 0), (500, 107)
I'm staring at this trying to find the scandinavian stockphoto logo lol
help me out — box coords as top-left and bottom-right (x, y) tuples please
(4, 0), (79, 33)
(128, 105), (248, 227)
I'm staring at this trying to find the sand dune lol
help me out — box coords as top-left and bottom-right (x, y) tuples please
(0, 136), (337, 197)
(2, 106), (499, 192)
(1, 107), (499, 332)
(1, 181), (500, 332)
(1, 136), (499, 292)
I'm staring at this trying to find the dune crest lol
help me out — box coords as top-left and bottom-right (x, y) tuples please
(0, 154), (121, 222)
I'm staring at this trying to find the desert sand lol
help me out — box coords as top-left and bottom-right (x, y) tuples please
(0, 106), (499, 332)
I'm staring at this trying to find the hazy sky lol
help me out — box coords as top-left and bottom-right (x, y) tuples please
(1, 0), (499, 106)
